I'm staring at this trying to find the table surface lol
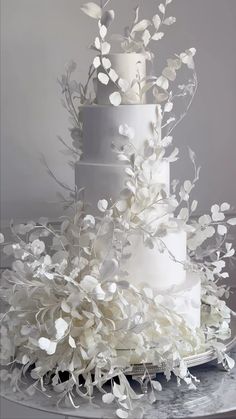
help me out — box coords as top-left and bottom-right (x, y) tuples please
(1, 346), (236, 419)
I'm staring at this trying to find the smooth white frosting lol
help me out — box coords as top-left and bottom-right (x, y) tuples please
(75, 161), (169, 207)
(96, 53), (146, 105)
(154, 272), (201, 330)
(80, 104), (162, 164)
(123, 229), (187, 292)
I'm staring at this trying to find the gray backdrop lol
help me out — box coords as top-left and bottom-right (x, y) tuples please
(0, 1), (236, 418)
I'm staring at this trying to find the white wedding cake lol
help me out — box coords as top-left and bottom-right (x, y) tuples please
(1, 2), (235, 414)
(75, 53), (201, 331)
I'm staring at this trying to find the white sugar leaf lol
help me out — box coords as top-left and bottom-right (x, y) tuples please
(211, 204), (220, 213)
(113, 382), (124, 399)
(116, 409), (128, 419)
(184, 180), (192, 193)
(188, 147), (196, 164)
(156, 75), (169, 90)
(166, 0), (173, 4)
(83, 214), (96, 228)
(109, 91), (122, 106)
(163, 16), (176, 25)
(101, 9), (115, 28)
(80, 275), (99, 292)
(22, 355), (30, 365)
(191, 200), (198, 212)
(98, 72), (109, 85)
(109, 69), (119, 82)
(119, 124), (135, 139)
(142, 29), (151, 47)
(167, 58), (182, 70)
(162, 135), (173, 147)
(164, 102), (173, 112)
(55, 318), (68, 340)
(224, 353), (235, 370)
(226, 242), (232, 252)
(116, 200), (128, 212)
(151, 380), (162, 391)
(100, 25), (107, 39)
(152, 32), (164, 41)
(93, 56), (101, 69)
(0, 233), (4, 244)
(102, 57), (111, 69)
(108, 282), (117, 293)
(38, 338), (57, 355)
(227, 218), (236, 226)
(117, 154), (130, 162)
(218, 225), (227, 236)
(205, 226), (215, 238)
(94, 37), (101, 50)
(212, 211), (225, 222)
(94, 284), (106, 300)
(101, 41), (111, 55)
(126, 180), (136, 194)
(189, 47), (197, 56)
(118, 78), (130, 93)
(221, 202), (230, 212)
(125, 167), (135, 177)
(158, 3), (165, 14)
(81, 2), (102, 19)
(152, 14), (161, 30)
(199, 214), (211, 226)
(134, 5), (139, 24)
(69, 335), (76, 348)
(178, 207), (189, 221)
(180, 50), (195, 69)
(131, 19), (151, 33)
(226, 248), (235, 257)
(102, 393), (115, 404)
(61, 300), (71, 313)
(98, 199), (108, 212)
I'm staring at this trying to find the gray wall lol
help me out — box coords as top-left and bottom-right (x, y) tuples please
(0, 1), (236, 418)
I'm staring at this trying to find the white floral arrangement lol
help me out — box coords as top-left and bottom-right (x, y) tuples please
(0, 1), (235, 418)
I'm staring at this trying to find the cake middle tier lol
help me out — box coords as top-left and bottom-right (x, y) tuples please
(80, 104), (162, 164)
(75, 161), (170, 209)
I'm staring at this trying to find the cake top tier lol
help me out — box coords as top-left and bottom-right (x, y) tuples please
(96, 53), (146, 105)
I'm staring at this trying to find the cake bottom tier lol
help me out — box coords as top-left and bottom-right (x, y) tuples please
(123, 229), (187, 293)
(116, 273), (201, 356)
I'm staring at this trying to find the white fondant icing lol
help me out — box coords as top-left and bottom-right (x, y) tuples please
(96, 53), (146, 105)
(155, 272), (201, 329)
(80, 104), (162, 164)
(75, 161), (169, 208)
(123, 229), (187, 292)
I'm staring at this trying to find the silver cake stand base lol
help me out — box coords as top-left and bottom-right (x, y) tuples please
(130, 314), (236, 380)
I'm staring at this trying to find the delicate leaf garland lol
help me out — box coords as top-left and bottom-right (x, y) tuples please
(0, 125), (235, 417)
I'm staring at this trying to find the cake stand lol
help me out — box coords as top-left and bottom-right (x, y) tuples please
(1, 316), (236, 419)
